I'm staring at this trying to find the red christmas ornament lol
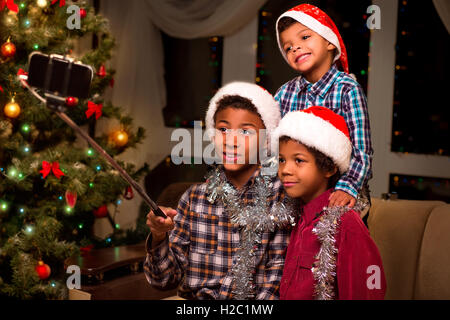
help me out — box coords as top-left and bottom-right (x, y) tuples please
(65, 190), (77, 208)
(1, 38), (16, 58)
(79, 8), (86, 18)
(97, 65), (106, 78)
(35, 260), (51, 280)
(65, 96), (78, 107)
(124, 186), (134, 200)
(93, 205), (108, 218)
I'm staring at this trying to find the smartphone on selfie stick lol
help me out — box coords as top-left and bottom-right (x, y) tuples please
(24, 52), (167, 219)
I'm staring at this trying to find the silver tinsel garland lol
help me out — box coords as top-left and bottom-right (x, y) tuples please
(205, 162), (295, 300)
(311, 199), (368, 300)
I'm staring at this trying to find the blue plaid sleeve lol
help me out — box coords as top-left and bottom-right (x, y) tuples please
(335, 86), (373, 198)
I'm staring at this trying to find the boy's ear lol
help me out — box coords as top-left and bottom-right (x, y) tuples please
(327, 42), (337, 51)
(324, 166), (338, 178)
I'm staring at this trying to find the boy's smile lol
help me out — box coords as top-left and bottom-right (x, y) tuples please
(280, 22), (336, 83)
(278, 139), (335, 204)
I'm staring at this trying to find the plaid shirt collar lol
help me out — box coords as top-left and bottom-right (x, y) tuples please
(298, 64), (341, 99)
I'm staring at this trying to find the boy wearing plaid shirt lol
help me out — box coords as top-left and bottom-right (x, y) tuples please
(274, 4), (373, 213)
(144, 82), (291, 300)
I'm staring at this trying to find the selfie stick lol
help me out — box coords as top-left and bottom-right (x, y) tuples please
(18, 73), (167, 219)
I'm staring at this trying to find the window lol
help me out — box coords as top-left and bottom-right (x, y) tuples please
(389, 174), (450, 202)
(391, 0), (449, 156)
(162, 33), (223, 128)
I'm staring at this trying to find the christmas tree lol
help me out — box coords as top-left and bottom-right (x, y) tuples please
(0, 0), (149, 299)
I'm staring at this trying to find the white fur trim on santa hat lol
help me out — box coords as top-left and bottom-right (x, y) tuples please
(273, 111), (352, 174)
(276, 11), (341, 64)
(205, 82), (281, 139)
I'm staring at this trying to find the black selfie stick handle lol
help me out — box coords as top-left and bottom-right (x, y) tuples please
(54, 111), (167, 219)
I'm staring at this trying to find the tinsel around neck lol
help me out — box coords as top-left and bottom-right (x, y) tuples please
(311, 199), (368, 300)
(205, 163), (295, 300)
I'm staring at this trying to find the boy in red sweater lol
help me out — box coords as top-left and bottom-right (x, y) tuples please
(273, 106), (386, 299)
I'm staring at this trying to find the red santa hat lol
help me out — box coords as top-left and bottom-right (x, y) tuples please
(276, 3), (349, 74)
(205, 81), (281, 138)
(273, 106), (352, 174)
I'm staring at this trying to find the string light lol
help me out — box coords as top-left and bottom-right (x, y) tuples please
(24, 224), (34, 235)
(37, 0), (48, 8)
(21, 124), (30, 133)
(8, 168), (17, 178)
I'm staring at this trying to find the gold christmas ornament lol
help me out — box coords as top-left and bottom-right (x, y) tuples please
(112, 130), (128, 147)
(4, 98), (21, 118)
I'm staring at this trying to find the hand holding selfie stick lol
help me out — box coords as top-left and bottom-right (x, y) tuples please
(20, 53), (167, 219)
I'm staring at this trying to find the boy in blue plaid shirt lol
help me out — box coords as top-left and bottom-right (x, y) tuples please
(274, 4), (373, 212)
(144, 82), (292, 299)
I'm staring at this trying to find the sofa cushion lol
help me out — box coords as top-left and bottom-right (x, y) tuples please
(368, 198), (445, 300)
(414, 204), (450, 299)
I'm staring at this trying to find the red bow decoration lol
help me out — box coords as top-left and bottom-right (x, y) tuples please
(40, 161), (65, 179)
(0, 85), (3, 93)
(0, 0), (18, 12)
(51, 0), (65, 7)
(85, 101), (103, 120)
